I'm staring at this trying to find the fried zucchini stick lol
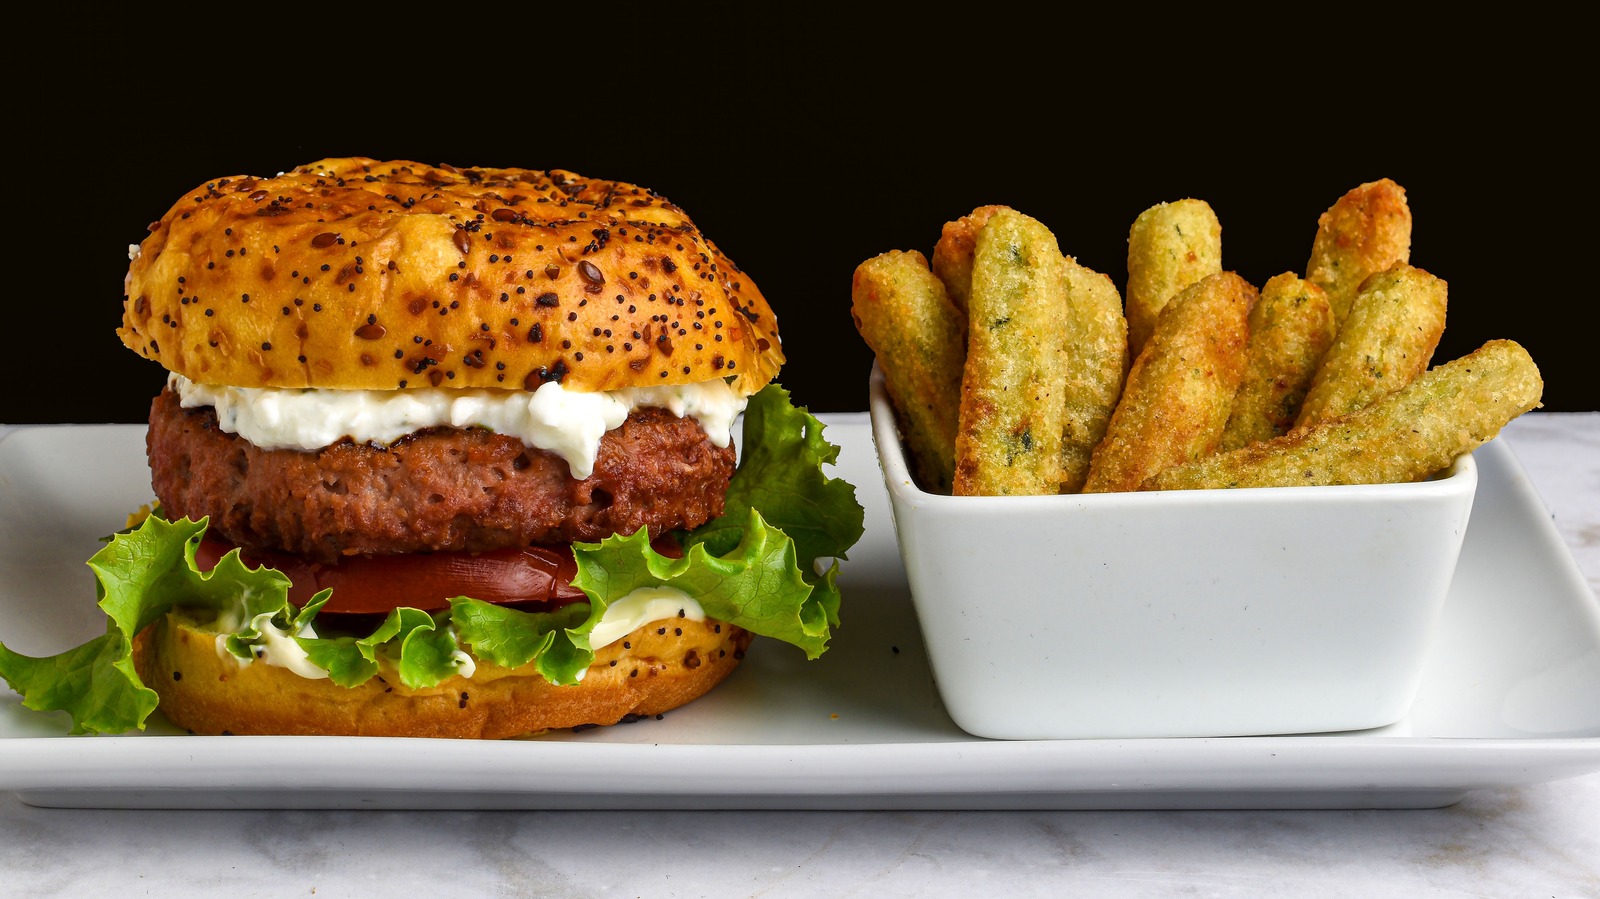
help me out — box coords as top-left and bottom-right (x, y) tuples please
(933, 205), (1127, 492)
(1058, 258), (1128, 493)
(953, 208), (1070, 496)
(1083, 271), (1257, 494)
(1124, 198), (1222, 359)
(1295, 262), (1447, 429)
(1217, 273), (1336, 451)
(930, 205), (1005, 315)
(851, 250), (967, 492)
(1144, 339), (1543, 490)
(1305, 178), (1412, 330)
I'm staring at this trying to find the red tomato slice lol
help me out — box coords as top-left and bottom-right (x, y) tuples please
(192, 534), (590, 615)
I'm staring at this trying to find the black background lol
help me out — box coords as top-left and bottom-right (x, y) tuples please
(5, 21), (1592, 423)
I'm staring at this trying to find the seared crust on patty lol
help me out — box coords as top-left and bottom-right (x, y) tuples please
(147, 388), (736, 560)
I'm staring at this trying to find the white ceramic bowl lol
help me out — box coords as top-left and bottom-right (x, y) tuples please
(868, 365), (1478, 740)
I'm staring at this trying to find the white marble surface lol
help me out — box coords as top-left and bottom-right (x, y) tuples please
(2, 412), (1597, 898)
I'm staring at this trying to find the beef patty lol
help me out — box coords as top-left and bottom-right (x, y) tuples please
(146, 388), (737, 561)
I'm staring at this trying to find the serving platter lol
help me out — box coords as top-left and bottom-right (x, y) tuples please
(1, 417), (1598, 810)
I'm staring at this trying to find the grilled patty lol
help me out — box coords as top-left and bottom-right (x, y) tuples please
(146, 388), (736, 561)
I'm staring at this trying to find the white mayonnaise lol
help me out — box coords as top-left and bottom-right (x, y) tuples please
(213, 612), (330, 681)
(170, 373), (746, 479)
(587, 586), (706, 650)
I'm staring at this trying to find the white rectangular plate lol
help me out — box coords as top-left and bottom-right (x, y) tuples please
(2, 418), (1598, 810)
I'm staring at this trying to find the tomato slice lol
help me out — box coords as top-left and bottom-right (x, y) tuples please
(192, 534), (590, 615)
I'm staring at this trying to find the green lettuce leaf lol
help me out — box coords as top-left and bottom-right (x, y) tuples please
(678, 383), (863, 652)
(0, 632), (152, 738)
(0, 515), (293, 735)
(575, 509), (834, 658)
(687, 383), (866, 568)
(448, 599), (599, 685)
(294, 605), (474, 690)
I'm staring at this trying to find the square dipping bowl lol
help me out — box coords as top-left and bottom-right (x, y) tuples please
(868, 365), (1478, 740)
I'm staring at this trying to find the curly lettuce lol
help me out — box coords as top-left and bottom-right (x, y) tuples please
(0, 383), (865, 735)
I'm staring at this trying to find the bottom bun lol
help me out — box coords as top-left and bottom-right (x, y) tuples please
(131, 611), (753, 738)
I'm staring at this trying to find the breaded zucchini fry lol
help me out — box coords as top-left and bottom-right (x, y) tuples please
(1124, 198), (1223, 359)
(851, 250), (967, 492)
(1083, 271), (1257, 494)
(1218, 273), (1337, 451)
(953, 208), (1070, 496)
(1058, 257), (1128, 493)
(1144, 339), (1543, 490)
(930, 205), (1005, 316)
(1295, 262), (1447, 429)
(1305, 178), (1412, 329)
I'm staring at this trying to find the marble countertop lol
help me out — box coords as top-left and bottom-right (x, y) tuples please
(2, 412), (1596, 898)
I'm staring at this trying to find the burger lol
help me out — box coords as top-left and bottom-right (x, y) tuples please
(0, 158), (864, 738)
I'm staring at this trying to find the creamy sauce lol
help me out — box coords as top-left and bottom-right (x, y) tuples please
(587, 586), (706, 650)
(213, 612), (329, 680)
(171, 373), (746, 479)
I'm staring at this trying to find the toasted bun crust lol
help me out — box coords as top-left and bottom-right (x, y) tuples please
(132, 611), (753, 739)
(120, 158), (783, 395)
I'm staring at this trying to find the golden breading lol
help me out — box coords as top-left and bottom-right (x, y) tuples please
(953, 209), (1070, 496)
(851, 250), (967, 492)
(1083, 271), (1257, 493)
(1218, 273), (1337, 451)
(1295, 262), (1447, 428)
(120, 158), (784, 395)
(1305, 178), (1412, 330)
(1124, 198), (1223, 359)
(1057, 258), (1128, 493)
(930, 205), (1006, 315)
(1145, 339), (1543, 490)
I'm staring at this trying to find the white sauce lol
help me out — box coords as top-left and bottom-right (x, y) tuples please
(587, 586), (705, 650)
(170, 373), (746, 479)
(448, 648), (478, 678)
(213, 612), (329, 680)
(216, 586), (705, 681)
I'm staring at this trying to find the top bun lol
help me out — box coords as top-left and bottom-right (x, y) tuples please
(120, 158), (784, 395)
